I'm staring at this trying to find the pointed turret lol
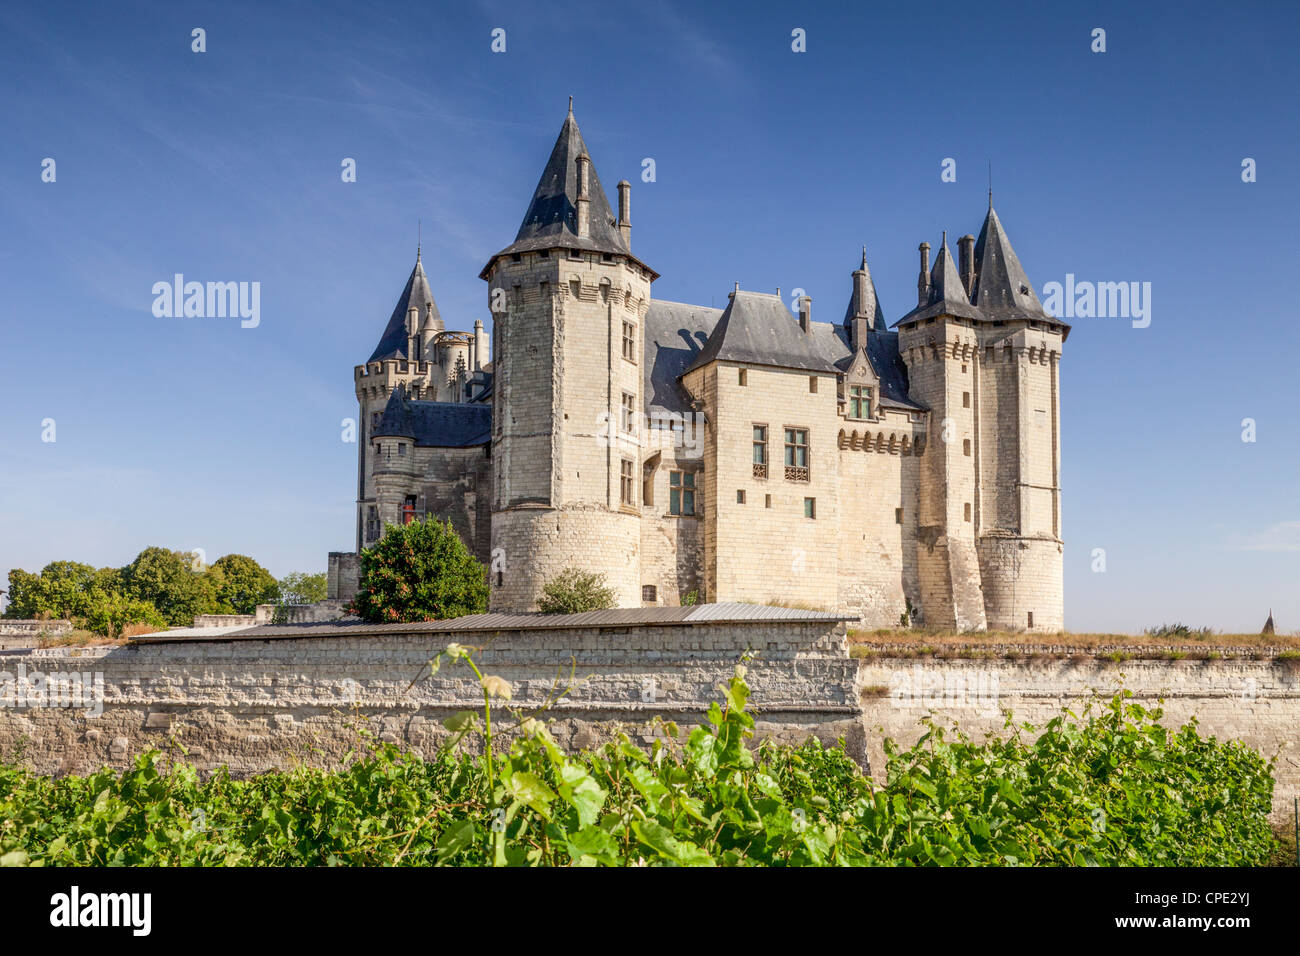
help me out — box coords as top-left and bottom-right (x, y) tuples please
(481, 107), (653, 277)
(1262, 610), (1276, 635)
(843, 246), (887, 343)
(971, 205), (1066, 336)
(367, 253), (443, 362)
(896, 234), (984, 325)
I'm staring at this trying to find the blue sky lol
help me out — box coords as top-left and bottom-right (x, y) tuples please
(1, 0), (1297, 633)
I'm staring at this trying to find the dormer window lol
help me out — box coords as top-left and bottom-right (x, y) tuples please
(848, 385), (873, 420)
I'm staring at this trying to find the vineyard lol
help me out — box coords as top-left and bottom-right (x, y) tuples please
(0, 646), (1279, 867)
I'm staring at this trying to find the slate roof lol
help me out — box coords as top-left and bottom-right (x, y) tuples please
(895, 237), (984, 325)
(809, 323), (925, 412)
(368, 254), (442, 363)
(642, 292), (922, 415)
(480, 108), (655, 277)
(841, 251), (887, 332)
(683, 291), (841, 377)
(643, 299), (722, 415)
(372, 387), (491, 448)
(973, 205), (1071, 338)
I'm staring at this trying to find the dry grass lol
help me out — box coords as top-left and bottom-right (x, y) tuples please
(847, 627), (1300, 649)
(36, 629), (128, 648)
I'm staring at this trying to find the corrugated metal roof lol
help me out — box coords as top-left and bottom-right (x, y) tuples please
(130, 603), (850, 644)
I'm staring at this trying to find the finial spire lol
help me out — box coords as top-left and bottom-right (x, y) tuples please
(988, 161), (993, 208)
(861, 245), (867, 268)
(417, 219), (421, 261)
(942, 229), (947, 248)
(568, 95), (573, 115)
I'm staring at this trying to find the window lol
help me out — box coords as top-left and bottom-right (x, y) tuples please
(961, 363), (967, 373)
(403, 495), (418, 525)
(752, 425), (768, 478)
(848, 385), (872, 420)
(569, 279), (581, 297)
(642, 585), (657, 602)
(496, 570), (504, 587)
(621, 393), (636, 433)
(895, 507), (903, 524)
(765, 494), (772, 509)
(669, 471), (696, 515)
(804, 497), (816, 519)
(736, 489), (745, 504)
(964, 502), (972, 522)
(784, 427), (809, 481)
(539, 250), (550, 258)
(398, 442), (407, 456)
(738, 368), (747, 386)
(569, 249), (582, 260)
(809, 376), (818, 393)
(622, 321), (636, 362)
(603, 253), (615, 263)
(511, 253), (522, 263)
(986, 346), (993, 363)
(366, 506), (380, 542)
(620, 459), (635, 506)
(963, 438), (971, 456)
(962, 391), (970, 408)
(1027, 611), (1034, 628)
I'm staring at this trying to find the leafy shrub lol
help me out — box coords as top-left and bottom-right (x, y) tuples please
(276, 571), (327, 606)
(0, 654), (1277, 867)
(536, 567), (616, 614)
(1145, 622), (1215, 640)
(349, 518), (487, 623)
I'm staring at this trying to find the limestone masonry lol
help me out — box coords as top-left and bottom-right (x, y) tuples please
(333, 105), (1067, 631)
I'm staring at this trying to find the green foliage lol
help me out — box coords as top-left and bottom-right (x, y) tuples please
(0, 664), (1277, 867)
(349, 519), (488, 623)
(1145, 622), (1215, 640)
(124, 547), (225, 626)
(277, 571), (327, 606)
(210, 555), (279, 614)
(5, 548), (284, 636)
(536, 567), (617, 615)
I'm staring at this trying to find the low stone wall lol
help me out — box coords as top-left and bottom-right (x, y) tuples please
(858, 652), (1300, 821)
(252, 601), (350, 624)
(192, 615), (256, 628)
(0, 616), (862, 778)
(0, 619), (72, 638)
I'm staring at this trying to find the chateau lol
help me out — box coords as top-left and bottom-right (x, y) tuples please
(331, 106), (1068, 630)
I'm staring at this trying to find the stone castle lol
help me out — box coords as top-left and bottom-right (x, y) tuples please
(330, 105), (1068, 630)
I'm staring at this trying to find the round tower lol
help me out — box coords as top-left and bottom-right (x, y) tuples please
(480, 105), (656, 611)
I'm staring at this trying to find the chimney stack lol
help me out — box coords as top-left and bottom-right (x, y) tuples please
(798, 295), (812, 333)
(575, 155), (591, 239)
(917, 242), (931, 306)
(852, 251), (875, 350)
(617, 179), (631, 248)
(958, 234), (976, 297)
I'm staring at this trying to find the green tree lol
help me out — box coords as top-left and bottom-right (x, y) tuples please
(349, 519), (487, 623)
(124, 547), (222, 626)
(277, 571), (327, 606)
(536, 567), (617, 614)
(5, 562), (102, 620)
(209, 554), (279, 613)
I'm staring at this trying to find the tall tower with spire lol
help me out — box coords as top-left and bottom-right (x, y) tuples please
(896, 206), (1067, 630)
(968, 204), (1068, 630)
(479, 104), (652, 611)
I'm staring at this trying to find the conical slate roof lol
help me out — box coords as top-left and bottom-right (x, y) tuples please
(841, 249), (887, 332)
(683, 291), (840, 376)
(971, 205), (1059, 327)
(367, 254), (442, 363)
(896, 237), (984, 325)
(482, 107), (635, 270)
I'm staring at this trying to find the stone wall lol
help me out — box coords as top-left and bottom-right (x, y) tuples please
(0, 620), (71, 638)
(0, 617), (862, 778)
(858, 651), (1300, 821)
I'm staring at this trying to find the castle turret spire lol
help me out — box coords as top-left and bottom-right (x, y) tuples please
(367, 254), (442, 363)
(971, 205), (1064, 335)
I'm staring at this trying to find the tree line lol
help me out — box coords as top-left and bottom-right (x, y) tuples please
(2, 549), (326, 637)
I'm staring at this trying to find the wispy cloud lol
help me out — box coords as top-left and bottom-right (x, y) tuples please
(1227, 520), (1300, 552)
